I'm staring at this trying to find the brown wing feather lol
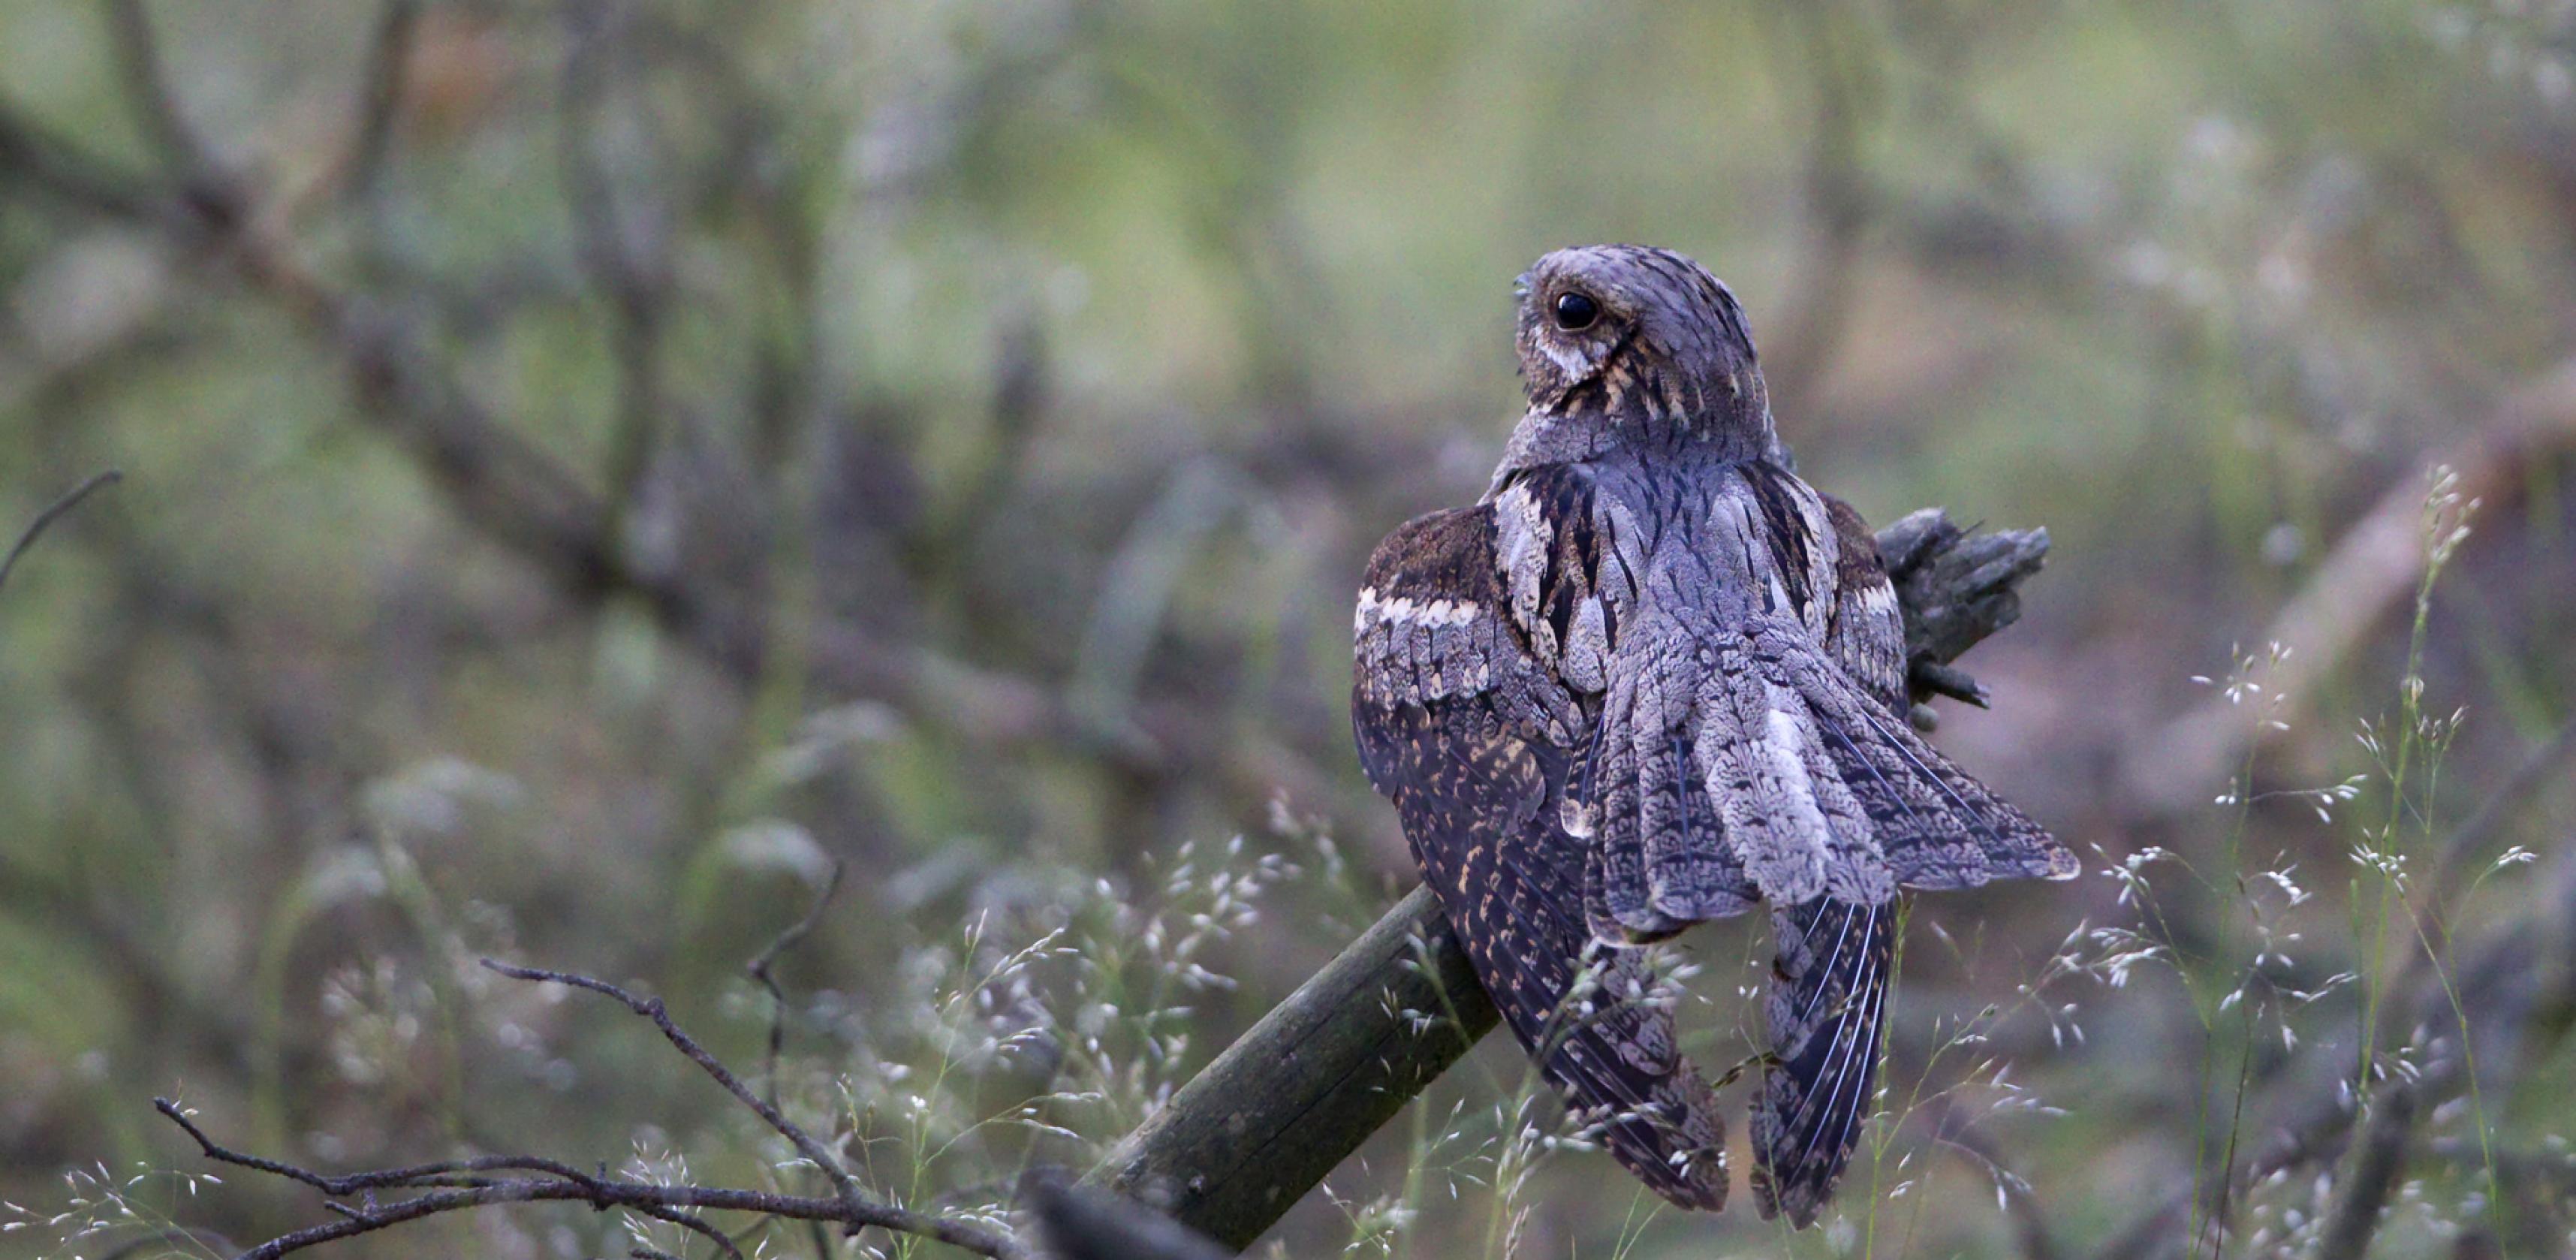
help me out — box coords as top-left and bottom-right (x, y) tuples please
(1354, 507), (1728, 1211)
(1820, 494), (1907, 713)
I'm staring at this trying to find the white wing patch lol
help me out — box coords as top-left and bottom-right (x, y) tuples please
(1354, 585), (1497, 705)
(1354, 587), (1482, 635)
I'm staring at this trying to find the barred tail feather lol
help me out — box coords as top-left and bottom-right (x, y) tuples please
(1752, 897), (1893, 1226)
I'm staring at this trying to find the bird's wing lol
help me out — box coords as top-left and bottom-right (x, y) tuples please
(1810, 492), (2075, 888)
(1353, 504), (1728, 1212)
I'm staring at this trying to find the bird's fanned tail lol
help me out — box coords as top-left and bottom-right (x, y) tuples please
(1752, 896), (1894, 1225)
(1578, 618), (2074, 942)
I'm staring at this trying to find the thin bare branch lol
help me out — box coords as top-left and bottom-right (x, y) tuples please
(477, 960), (877, 1226)
(631, 1202), (749, 1260)
(749, 861), (849, 1106)
(158, 978), (1035, 1260)
(157, 1097), (609, 1195)
(148, 1167), (991, 1260)
(746, 861), (850, 1260)
(0, 469), (122, 600)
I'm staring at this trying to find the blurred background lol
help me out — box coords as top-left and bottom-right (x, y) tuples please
(3, 2), (2574, 1258)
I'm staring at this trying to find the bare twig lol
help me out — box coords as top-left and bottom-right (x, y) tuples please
(158, 1097), (610, 1196)
(0, 469), (122, 600)
(746, 861), (849, 1260)
(155, 952), (1036, 1260)
(630, 1202), (748, 1260)
(748, 861), (849, 1108)
(149, 1160), (995, 1260)
(475, 961), (876, 1227)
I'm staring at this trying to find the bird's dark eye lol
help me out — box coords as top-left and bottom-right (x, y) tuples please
(1551, 290), (1600, 332)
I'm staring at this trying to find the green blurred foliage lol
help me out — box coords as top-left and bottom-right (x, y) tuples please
(2, 1), (2574, 1257)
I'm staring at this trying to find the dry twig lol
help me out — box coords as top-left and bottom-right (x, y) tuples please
(0, 469), (122, 600)
(156, 957), (1032, 1260)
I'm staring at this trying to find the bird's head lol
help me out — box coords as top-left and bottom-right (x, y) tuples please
(1512, 245), (1773, 456)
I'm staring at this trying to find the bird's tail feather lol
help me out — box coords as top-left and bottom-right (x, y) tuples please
(1752, 895), (1893, 1226)
(1797, 680), (2077, 890)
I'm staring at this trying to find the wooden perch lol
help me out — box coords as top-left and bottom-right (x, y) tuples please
(1092, 508), (2050, 1249)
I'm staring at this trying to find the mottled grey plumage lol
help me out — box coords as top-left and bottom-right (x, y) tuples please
(1351, 245), (2076, 1226)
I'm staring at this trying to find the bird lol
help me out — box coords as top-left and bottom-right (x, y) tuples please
(1350, 245), (2077, 1225)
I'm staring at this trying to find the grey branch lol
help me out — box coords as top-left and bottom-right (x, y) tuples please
(1092, 511), (2048, 1249)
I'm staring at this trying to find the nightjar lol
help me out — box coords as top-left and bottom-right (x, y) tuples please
(1350, 245), (2077, 1225)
